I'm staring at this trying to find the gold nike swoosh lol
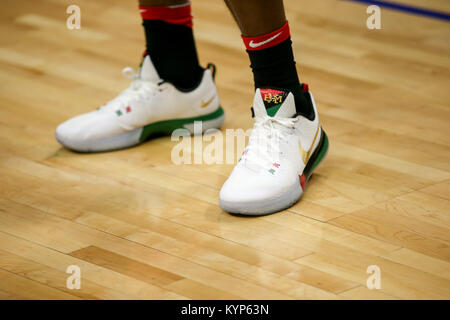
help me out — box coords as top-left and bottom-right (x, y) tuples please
(201, 96), (215, 108)
(300, 126), (320, 164)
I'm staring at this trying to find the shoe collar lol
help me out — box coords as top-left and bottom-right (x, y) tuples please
(139, 54), (162, 83)
(253, 88), (297, 119)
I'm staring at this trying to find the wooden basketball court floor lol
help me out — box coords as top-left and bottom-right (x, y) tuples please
(0, 0), (449, 299)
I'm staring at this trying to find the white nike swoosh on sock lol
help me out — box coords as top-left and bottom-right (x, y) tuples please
(249, 32), (283, 48)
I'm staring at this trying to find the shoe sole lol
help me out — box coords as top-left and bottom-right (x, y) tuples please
(220, 129), (329, 216)
(56, 107), (225, 153)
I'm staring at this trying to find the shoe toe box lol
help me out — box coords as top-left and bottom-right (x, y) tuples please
(219, 165), (297, 204)
(55, 110), (126, 151)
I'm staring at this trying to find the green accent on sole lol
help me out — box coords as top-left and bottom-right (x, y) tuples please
(310, 131), (328, 174)
(304, 130), (329, 180)
(139, 106), (224, 142)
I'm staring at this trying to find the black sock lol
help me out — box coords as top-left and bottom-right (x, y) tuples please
(247, 38), (314, 120)
(143, 20), (204, 90)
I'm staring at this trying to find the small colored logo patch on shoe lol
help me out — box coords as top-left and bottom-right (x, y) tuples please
(262, 90), (284, 104)
(126, 106), (132, 113)
(116, 110), (123, 116)
(260, 88), (289, 116)
(268, 163), (280, 175)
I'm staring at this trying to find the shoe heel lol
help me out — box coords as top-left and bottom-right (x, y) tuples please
(304, 129), (329, 180)
(312, 130), (329, 171)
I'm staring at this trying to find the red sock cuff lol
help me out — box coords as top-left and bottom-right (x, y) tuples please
(139, 2), (192, 28)
(242, 21), (290, 51)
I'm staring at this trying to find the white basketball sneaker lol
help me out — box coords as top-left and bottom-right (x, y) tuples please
(219, 86), (329, 215)
(55, 55), (224, 152)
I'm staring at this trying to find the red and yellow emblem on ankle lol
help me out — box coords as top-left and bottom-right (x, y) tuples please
(260, 88), (289, 117)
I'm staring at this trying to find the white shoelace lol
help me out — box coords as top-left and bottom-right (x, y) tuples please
(98, 66), (162, 114)
(241, 115), (298, 170)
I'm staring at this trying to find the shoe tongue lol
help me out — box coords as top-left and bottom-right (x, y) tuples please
(139, 54), (161, 83)
(253, 88), (296, 118)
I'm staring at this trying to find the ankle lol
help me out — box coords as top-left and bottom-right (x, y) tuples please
(140, 3), (203, 90)
(242, 21), (314, 119)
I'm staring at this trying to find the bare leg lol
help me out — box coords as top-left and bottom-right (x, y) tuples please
(224, 0), (286, 36)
